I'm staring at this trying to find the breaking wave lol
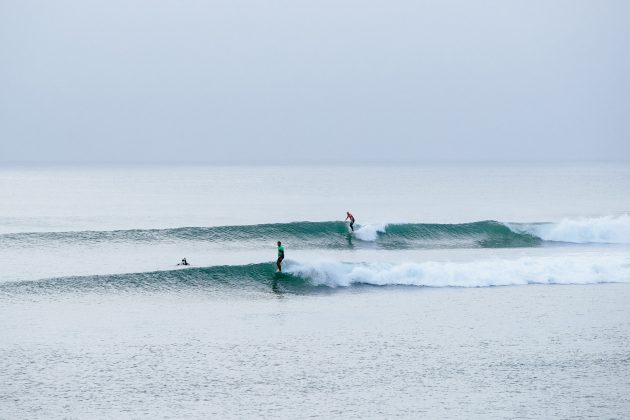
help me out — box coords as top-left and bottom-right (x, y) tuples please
(508, 214), (630, 244)
(3, 255), (629, 295)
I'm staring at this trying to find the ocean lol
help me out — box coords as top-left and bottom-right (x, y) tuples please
(1, 163), (630, 418)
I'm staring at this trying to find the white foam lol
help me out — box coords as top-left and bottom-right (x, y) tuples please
(284, 255), (630, 288)
(353, 223), (388, 241)
(509, 214), (630, 244)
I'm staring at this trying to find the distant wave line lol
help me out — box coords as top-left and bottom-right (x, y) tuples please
(1, 215), (629, 249)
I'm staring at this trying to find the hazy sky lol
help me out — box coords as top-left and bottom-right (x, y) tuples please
(1, 0), (629, 163)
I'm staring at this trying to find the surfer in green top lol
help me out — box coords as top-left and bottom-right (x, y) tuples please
(276, 241), (285, 272)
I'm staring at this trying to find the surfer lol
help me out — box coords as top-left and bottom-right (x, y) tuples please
(178, 258), (190, 266)
(345, 211), (355, 231)
(276, 241), (285, 272)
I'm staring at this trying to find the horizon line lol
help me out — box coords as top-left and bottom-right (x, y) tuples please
(1, 158), (629, 166)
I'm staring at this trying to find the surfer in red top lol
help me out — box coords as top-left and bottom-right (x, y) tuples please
(345, 212), (355, 231)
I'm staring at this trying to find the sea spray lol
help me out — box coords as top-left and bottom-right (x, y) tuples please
(353, 223), (388, 241)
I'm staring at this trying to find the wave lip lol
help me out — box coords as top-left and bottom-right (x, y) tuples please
(508, 214), (630, 244)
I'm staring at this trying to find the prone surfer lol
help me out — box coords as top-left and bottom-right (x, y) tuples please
(345, 211), (355, 231)
(276, 241), (285, 272)
(178, 258), (190, 266)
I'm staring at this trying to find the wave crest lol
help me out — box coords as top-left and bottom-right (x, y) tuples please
(508, 214), (630, 244)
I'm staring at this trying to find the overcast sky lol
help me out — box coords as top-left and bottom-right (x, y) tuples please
(1, 0), (629, 163)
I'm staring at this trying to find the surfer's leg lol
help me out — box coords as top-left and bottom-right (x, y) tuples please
(350, 222), (354, 231)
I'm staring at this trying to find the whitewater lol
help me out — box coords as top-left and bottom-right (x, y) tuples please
(2, 163), (630, 419)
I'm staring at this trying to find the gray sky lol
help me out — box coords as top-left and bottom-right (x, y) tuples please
(1, 0), (629, 163)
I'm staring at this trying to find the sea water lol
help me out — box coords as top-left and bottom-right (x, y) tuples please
(1, 163), (630, 418)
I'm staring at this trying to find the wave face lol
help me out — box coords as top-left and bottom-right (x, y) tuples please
(3, 256), (629, 295)
(1, 220), (542, 249)
(0, 263), (280, 295)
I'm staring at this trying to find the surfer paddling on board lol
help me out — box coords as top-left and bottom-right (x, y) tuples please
(345, 212), (356, 231)
(276, 241), (285, 272)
